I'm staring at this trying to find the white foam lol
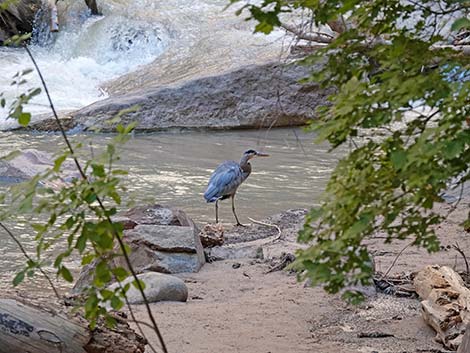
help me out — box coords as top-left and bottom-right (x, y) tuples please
(0, 10), (168, 130)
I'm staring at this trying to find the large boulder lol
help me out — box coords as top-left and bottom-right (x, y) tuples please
(116, 224), (205, 274)
(0, 0), (41, 44)
(107, 272), (188, 304)
(73, 205), (205, 293)
(116, 204), (206, 273)
(30, 62), (331, 132)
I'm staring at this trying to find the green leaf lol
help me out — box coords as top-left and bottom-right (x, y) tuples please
(76, 233), (87, 253)
(60, 266), (74, 282)
(82, 253), (95, 265)
(13, 271), (25, 286)
(451, 17), (470, 32)
(18, 112), (31, 127)
(112, 267), (129, 282)
(390, 150), (408, 170)
(132, 279), (146, 291)
(54, 155), (67, 172)
(95, 261), (112, 284)
(111, 295), (124, 310)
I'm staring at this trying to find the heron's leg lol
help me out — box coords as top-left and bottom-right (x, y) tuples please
(231, 195), (245, 227)
(215, 199), (219, 224)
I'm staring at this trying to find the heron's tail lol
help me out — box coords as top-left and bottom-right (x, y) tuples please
(204, 185), (219, 203)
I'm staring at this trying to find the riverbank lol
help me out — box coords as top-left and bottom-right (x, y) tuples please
(130, 199), (469, 353)
(4, 197), (469, 352)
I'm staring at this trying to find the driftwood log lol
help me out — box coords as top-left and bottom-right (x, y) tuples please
(414, 265), (470, 351)
(0, 299), (146, 353)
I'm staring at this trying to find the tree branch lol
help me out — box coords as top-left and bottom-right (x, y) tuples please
(281, 22), (334, 44)
(24, 45), (168, 353)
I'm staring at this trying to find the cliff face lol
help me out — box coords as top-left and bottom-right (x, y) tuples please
(0, 0), (41, 43)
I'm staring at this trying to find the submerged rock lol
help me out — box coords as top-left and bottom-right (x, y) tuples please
(108, 272), (188, 304)
(0, 149), (80, 186)
(30, 62), (330, 132)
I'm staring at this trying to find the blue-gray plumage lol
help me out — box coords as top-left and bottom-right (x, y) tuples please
(204, 149), (269, 226)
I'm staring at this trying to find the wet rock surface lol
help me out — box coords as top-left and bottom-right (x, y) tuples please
(0, 149), (80, 185)
(30, 62), (331, 132)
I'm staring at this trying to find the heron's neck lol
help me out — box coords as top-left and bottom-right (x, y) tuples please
(240, 155), (252, 173)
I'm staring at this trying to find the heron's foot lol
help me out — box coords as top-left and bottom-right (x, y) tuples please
(235, 222), (247, 227)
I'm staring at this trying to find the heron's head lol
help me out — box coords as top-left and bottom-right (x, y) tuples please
(243, 149), (270, 160)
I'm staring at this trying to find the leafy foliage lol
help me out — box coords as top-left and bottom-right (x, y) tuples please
(232, 0), (470, 300)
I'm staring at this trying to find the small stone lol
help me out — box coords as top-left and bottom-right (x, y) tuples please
(232, 263), (241, 269)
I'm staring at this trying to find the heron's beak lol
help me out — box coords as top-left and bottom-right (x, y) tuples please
(256, 152), (270, 157)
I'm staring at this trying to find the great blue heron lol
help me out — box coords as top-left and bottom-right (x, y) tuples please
(203, 149), (269, 226)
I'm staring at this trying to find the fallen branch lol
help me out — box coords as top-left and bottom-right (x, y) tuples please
(381, 241), (414, 279)
(452, 243), (470, 278)
(280, 22), (335, 44)
(247, 217), (282, 241)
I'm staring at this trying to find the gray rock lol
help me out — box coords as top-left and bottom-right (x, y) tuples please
(0, 0), (41, 44)
(108, 272), (188, 304)
(30, 62), (331, 132)
(0, 159), (29, 183)
(73, 205), (205, 293)
(0, 149), (80, 186)
(117, 225), (206, 273)
(126, 225), (201, 253)
(122, 204), (192, 227)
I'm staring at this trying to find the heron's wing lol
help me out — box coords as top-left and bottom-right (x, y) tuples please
(204, 161), (244, 202)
